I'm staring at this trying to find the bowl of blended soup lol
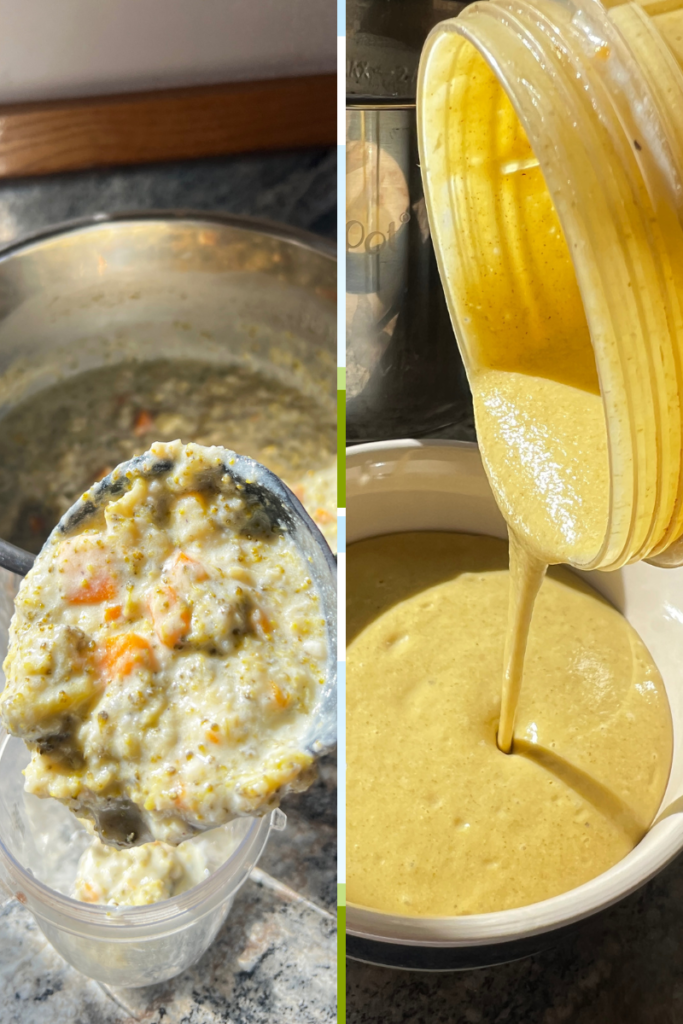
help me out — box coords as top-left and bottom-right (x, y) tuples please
(0, 213), (337, 985)
(346, 440), (683, 970)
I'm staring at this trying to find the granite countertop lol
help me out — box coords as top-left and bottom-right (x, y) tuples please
(0, 148), (337, 1024)
(0, 149), (336, 245)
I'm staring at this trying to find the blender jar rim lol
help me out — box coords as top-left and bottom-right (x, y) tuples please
(0, 730), (271, 933)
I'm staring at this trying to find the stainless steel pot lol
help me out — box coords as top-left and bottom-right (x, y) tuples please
(346, 0), (474, 443)
(347, 0), (468, 101)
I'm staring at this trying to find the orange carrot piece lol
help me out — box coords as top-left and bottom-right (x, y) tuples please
(98, 633), (155, 680)
(73, 575), (116, 604)
(149, 584), (191, 647)
(79, 882), (101, 903)
(104, 604), (122, 623)
(29, 514), (45, 536)
(133, 409), (154, 435)
(251, 607), (273, 639)
(58, 538), (118, 604)
(168, 550), (209, 584)
(271, 683), (290, 709)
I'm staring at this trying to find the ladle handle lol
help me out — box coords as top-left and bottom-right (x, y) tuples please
(0, 539), (35, 577)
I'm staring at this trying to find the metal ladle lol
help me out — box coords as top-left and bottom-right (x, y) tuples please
(1, 446), (337, 849)
(0, 539), (35, 577)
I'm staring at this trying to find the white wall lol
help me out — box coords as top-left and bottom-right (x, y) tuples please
(0, 0), (336, 104)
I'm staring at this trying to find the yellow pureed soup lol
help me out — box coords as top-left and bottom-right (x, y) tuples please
(346, 532), (672, 917)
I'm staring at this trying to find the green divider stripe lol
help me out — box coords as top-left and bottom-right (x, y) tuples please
(337, 368), (346, 1023)
(337, 903), (346, 1023)
(337, 387), (346, 508)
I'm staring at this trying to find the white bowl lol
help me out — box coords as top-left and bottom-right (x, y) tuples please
(346, 439), (683, 970)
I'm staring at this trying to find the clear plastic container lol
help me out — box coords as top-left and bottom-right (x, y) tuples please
(0, 728), (282, 986)
(417, 0), (683, 570)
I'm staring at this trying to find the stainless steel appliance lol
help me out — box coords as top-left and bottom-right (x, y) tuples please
(346, 0), (474, 443)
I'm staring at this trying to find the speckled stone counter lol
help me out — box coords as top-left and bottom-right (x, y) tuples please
(0, 149), (336, 1024)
